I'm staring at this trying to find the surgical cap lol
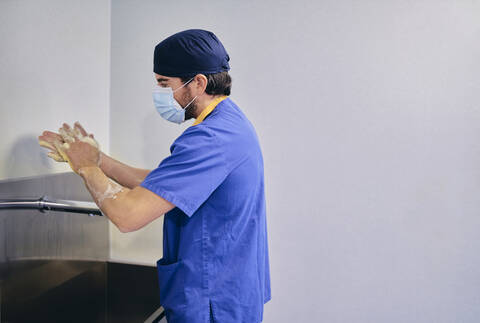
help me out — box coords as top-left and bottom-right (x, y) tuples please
(153, 29), (230, 77)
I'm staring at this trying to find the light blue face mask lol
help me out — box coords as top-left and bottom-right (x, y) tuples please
(152, 78), (197, 124)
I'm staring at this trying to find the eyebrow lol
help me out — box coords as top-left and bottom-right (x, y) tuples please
(156, 77), (169, 83)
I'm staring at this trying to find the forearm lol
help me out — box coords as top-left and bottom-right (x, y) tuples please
(78, 166), (137, 232)
(99, 152), (151, 189)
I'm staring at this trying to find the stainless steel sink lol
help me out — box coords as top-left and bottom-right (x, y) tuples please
(0, 173), (164, 322)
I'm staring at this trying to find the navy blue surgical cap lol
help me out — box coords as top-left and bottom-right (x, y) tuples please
(153, 29), (230, 77)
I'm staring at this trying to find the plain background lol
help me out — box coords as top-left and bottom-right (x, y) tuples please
(0, 0), (111, 178)
(2, 0), (480, 321)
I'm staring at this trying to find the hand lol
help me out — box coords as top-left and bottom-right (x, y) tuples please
(38, 122), (101, 174)
(38, 122), (99, 162)
(38, 130), (67, 162)
(60, 139), (100, 174)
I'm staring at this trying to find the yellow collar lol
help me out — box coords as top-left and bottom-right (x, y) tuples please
(193, 96), (228, 126)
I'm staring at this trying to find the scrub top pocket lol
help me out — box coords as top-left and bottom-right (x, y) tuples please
(157, 258), (186, 312)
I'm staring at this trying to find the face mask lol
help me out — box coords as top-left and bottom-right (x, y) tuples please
(152, 78), (197, 124)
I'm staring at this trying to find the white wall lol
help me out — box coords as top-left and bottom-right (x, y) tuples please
(0, 0), (111, 180)
(110, 1), (480, 322)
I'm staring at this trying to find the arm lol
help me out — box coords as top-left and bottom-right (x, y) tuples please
(79, 165), (175, 233)
(99, 152), (151, 189)
(39, 123), (174, 232)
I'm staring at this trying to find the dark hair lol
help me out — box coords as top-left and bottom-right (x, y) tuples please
(181, 71), (232, 96)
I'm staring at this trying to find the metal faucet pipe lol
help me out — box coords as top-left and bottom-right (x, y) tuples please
(0, 196), (103, 216)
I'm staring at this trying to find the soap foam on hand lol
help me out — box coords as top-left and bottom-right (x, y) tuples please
(38, 121), (101, 167)
(38, 131), (67, 162)
(77, 169), (125, 207)
(38, 138), (65, 162)
(59, 122), (100, 150)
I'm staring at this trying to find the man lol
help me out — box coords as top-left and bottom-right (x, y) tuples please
(38, 29), (271, 322)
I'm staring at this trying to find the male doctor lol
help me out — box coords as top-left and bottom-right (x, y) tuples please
(39, 29), (271, 323)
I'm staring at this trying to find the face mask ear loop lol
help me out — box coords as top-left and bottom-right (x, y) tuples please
(173, 77), (195, 92)
(175, 77), (197, 112)
(184, 95), (198, 112)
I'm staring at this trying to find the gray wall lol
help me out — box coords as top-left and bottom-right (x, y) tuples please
(110, 0), (480, 322)
(0, 0), (111, 180)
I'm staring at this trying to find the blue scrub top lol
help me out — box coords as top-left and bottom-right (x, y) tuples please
(140, 97), (271, 323)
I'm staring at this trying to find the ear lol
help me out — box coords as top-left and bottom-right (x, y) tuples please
(192, 74), (208, 94)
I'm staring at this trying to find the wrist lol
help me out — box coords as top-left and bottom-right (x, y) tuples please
(78, 165), (101, 180)
(98, 152), (110, 173)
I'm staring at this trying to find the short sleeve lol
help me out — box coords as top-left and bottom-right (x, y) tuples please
(140, 126), (228, 217)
